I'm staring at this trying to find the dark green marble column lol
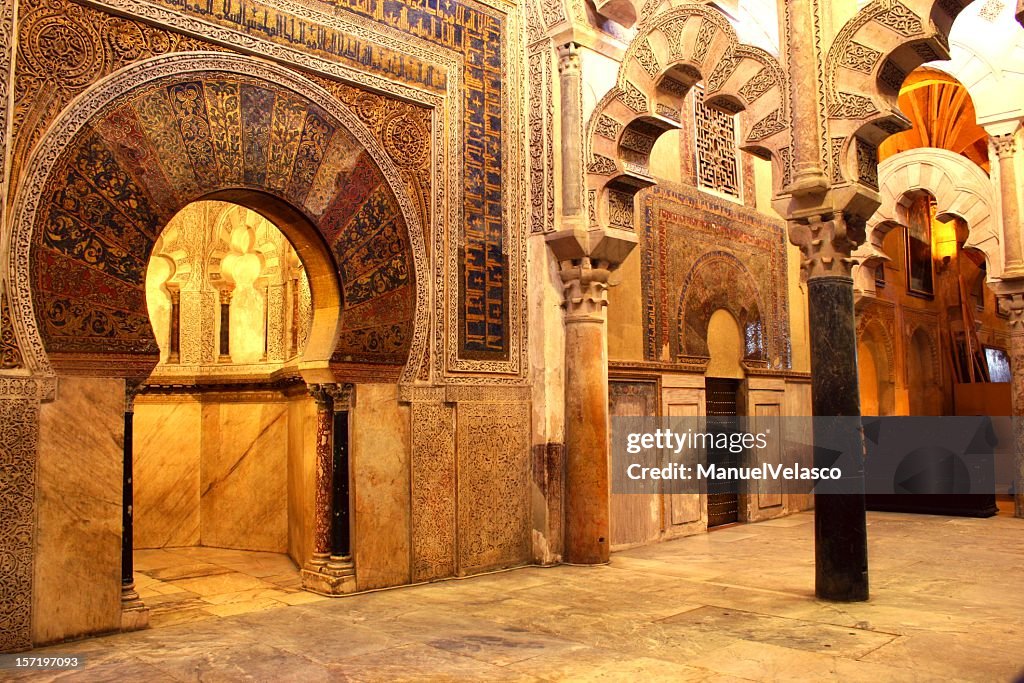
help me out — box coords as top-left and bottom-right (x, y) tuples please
(807, 275), (869, 602)
(122, 408), (134, 592)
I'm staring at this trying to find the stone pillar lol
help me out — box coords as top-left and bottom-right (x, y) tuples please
(557, 42), (583, 220)
(121, 381), (149, 631)
(782, 0), (830, 196)
(992, 133), (1024, 277)
(301, 383), (356, 595)
(790, 213), (869, 602)
(996, 290), (1024, 518)
(561, 259), (611, 564)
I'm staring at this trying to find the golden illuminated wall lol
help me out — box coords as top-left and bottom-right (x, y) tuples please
(858, 67), (1009, 417)
(145, 201), (311, 377)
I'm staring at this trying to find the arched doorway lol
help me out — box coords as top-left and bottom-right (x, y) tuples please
(132, 201), (328, 625)
(856, 319), (896, 417)
(11, 54), (427, 640)
(705, 308), (745, 529)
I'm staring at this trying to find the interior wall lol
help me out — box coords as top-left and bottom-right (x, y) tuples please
(133, 397), (202, 548)
(200, 397), (289, 552)
(287, 391), (317, 568)
(134, 393), (300, 555)
(33, 377), (124, 645)
(352, 384), (411, 590)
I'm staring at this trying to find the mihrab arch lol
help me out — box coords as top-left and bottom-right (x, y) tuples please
(8, 52), (428, 384)
(853, 146), (1001, 297)
(585, 4), (790, 233)
(676, 251), (771, 365)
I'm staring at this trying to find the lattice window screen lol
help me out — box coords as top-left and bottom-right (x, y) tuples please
(693, 87), (742, 201)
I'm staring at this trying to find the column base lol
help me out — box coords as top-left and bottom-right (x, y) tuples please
(301, 560), (357, 596)
(120, 585), (150, 632)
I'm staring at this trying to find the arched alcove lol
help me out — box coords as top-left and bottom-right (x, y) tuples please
(7, 53), (430, 637)
(677, 251), (769, 364)
(10, 53), (427, 385)
(706, 308), (745, 379)
(908, 326), (943, 415)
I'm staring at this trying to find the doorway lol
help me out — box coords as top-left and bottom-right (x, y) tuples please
(705, 377), (741, 528)
(133, 201), (324, 626)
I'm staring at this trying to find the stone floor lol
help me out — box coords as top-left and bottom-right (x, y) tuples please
(133, 547), (323, 628)
(15, 509), (1024, 682)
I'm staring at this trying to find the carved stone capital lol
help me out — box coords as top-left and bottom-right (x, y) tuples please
(218, 287), (234, 304)
(308, 382), (354, 411)
(788, 213), (863, 280)
(308, 383), (335, 410)
(326, 383), (354, 411)
(993, 133), (1017, 160)
(557, 42), (581, 76)
(124, 379), (145, 413)
(559, 258), (610, 320)
(997, 291), (1024, 329)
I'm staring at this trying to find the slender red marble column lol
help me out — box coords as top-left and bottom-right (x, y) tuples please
(308, 384), (334, 566)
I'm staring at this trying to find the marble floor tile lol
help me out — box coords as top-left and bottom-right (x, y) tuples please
(146, 562), (234, 582)
(328, 643), (543, 682)
(18, 511), (1024, 681)
(166, 570), (272, 596)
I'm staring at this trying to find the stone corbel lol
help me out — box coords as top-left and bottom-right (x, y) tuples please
(546, 225), (638, 310)
(851, 242), (891, 301)
(993, 282), (1024, 329)
(593, 0), (640, 28)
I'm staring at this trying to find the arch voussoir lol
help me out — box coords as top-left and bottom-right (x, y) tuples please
(586, 3), (790, 234)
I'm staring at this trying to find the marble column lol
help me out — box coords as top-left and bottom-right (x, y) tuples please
(301, 384), (356, 595)
(558, 42), (583, 220)
(791, 213), (869, 602)
(561, 260), (611, 564)
(993, 133), (1024, 277)
(782, 0), (830, 195)
(121, 382), (149, 631)
(309, 384), (333, 566)
(331, 408), (352, 560)
(996, 291), (1024, 518)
